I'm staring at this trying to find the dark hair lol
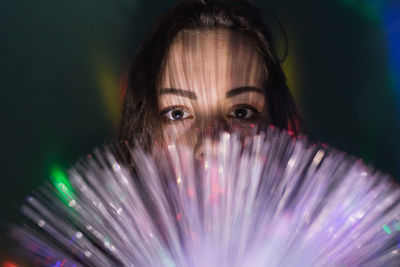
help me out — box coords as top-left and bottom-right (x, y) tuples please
(118, 0), (302, 148)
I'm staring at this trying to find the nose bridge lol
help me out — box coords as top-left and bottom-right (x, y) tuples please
(195, 111), (229, 138)
(193, 112), (229, 160)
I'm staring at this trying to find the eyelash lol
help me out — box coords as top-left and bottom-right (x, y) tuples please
(160, 105), (192, 122)
(160, 104), (260, 122)
(228, 104), (260, 121)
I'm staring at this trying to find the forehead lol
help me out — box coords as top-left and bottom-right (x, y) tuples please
(159, 28), (267, 92)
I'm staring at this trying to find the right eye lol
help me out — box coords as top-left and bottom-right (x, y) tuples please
(160, 106), (192, 121)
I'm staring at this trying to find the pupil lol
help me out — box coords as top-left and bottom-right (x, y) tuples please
(172, 110), (183, 120)
(235, 108), (247, 118)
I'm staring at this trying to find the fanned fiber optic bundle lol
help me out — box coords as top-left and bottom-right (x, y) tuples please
(10, 128), (400, 266)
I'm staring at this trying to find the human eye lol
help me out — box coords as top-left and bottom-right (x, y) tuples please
(228, 104), (260, 121)
(160, 106), (192, 122)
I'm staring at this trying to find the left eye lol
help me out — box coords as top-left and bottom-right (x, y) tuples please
(228, 105), (260, 120)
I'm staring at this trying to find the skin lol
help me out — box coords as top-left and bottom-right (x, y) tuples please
(158, 28), (269, 158)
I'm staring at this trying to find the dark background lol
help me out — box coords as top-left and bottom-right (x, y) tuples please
(1, 0), (399, 262)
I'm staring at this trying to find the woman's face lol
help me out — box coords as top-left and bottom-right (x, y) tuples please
(158, 28), (269, 157)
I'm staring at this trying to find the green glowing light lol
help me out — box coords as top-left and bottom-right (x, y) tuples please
(341, 0), (382, 21)
(162, 256), (176, 267)
(382, 224), (392, 234)
(50, 166), (75, 204)
(159, 250), (176, 267)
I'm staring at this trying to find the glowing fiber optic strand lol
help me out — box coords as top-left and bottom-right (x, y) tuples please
(11, 127), (400, 266)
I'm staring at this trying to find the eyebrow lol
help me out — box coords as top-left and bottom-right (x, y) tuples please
(159, 86), (264, 99)
(226, 86), (264, 98)
(159, 88), (197, 100)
